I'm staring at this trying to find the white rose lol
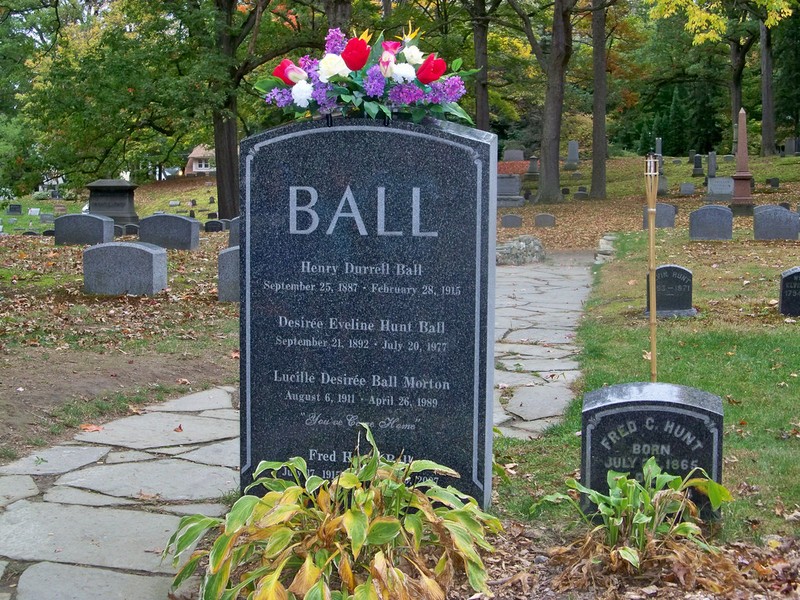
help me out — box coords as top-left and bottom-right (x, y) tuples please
(391, 62), (417, 83)
(317, 53), (351, 83)
(291, 80), (314, 108)
(401, 45), (425, 65)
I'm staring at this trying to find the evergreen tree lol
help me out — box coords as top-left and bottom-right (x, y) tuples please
(665, 88), (689, 155)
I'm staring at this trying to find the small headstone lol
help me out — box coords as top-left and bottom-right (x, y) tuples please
(657, 175), (669, 197)
(7, 218), (16, 224)
(646, 264), (697, 317)
(689, 205), (733, 241)
(208, 212), (218, 220)
(83, 242), (167, 296)
(779, 202), (791, 210)
(678, 183), (695, 196)
(138, 214), (200, 250)
(753, 207), (800, 240)
(7, 204), (22, 215)
(642, 203), (676, 229)
(780, 267), (800, 316)
(706, 177), (734, 202)
(169, 200), (181, 207)
(190, 199), (197, 207)
(218, 246), (240, 303)
(534, 213), (556, 227)
(22, 230), (39, 236)
(561, 187), (570, 195)
(497, 174), (524, 208)
(691, 154), (704, 177)
(527, 157), (539, 174)
(28, 207), (41, 216)
(208, 196), (215, 204)
(42, 229), (55, 236)
(655, 137), (662, 156)
(54, 214), (115, 246)
(503, 148), (525, 161)
(189, 210), (196, 219)
(564, 141), (579, 170)
(114, 225), (124, 237)
(53, 204), (68, 216)
(785, 138), (797, 155)
(581, 382), (723, 511)
(205, 219), (224, 232)
(723, 155), (734, 162)
(39, 213), (55, 224)
(707, 152), (717, 178)
(573, 190), (589, 200)
(176, 209), (189, 214)
(500, 214), (523, 228)
(687, 149), (696, 164)
(578, 186), (587, 193)
(671, 159), (682, 165)
(124, 224), (139, 235)
(768, 177), (780, 189)
(570, 172), (582, 179)
(228, 216), (240, 248)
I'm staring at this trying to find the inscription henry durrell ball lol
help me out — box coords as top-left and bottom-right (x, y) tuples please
(240, 118), (497, 507)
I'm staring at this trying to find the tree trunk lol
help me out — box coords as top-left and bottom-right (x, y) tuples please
(590, 0), (607, 200)
(729, 34), (756, 133)
(213, 94), (240, 219)
(473, 7), (491, 131)
(760, 22), (776, 156)
(324, 0), (351, 30)
(537, 0), (574, 203)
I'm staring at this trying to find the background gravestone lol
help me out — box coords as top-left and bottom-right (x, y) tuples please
(780, 267), (800, 316)
(689, 205), (733, 241)
(706, 177), (733, 202)
(138, 214), (200, 250)
(641, 203), (676, 229)
(496, 174), (524, 208)
(54, 214), (114, 246)
(86, 179), (139, 226)
(563, 141), (579, 170)
(218, 246), (240, 303)
(228, 217), (240, 247)
(646, 264), (698, 317)
(582, 382), (723, 508)
(502, 148), (525, 161)
(500, 214), (523, 228)
(679, 183), (695, 196)
(240, 118), (496, 507)
(534, 213), (556, 227)
(83, 242), (167, 296)
(753, 207), (800, 240)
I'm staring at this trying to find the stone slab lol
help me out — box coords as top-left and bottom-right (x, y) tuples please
(503, 328), (577, 344)
(178, 438), (239, 468)
(0, 500), (179, 573)
(150, 445), (200, 455)
(73, 411), (238, 449)
(495, 357), (580, 373)
(495, 343), (576, 360)
(104, 450), (155, 464)
(494, 370), (545, 388)
(505, 383), (574, 421)
(16, 562), (173, 600)
(161, 503), (229, 517)
(148, 387), (233, 412)
(0, 560), (6, 580)
(55, 458), (239, 502)
(0, 475), (38, 507)
(0, 445), (109, 475)
(198, 409), (240, 421)
(508, 417), (562, 435)
(43, 485), (139, 507)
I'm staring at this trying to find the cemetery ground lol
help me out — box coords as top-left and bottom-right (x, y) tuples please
(2, 158), (800, 597)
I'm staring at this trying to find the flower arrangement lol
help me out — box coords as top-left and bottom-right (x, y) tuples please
(255, 24), (475, 124)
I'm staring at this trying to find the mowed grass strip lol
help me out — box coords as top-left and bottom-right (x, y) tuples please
(496, 229), (800, 541)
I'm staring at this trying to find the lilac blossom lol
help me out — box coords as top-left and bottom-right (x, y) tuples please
(325, 28), (347, 54)
(264, 88), (293, 108)
(298, 56), (319, 72)
(364, 65), (386, 98)
(313, 82), (338, 112)
(387, 83), (424, 105)
(426, 76), (466, 104)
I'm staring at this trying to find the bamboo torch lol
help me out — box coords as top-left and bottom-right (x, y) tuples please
(645, 153), (659, 382)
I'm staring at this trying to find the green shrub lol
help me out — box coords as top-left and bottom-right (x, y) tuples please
(31, 190), (51, 201)
(163, 425), (501, 599)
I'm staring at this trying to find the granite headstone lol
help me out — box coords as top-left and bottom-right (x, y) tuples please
(780, 267), (800, 317)
(54, 214), (114, 246)
(218, 246), (240, 303)
(502, 148), (525, 161)
(86, 179), (139, 225)
(138, 214), (200, 250)
(642, 203), (676, 229)
(6, 204), (21, 215)
(240, 118), (496, 507)
(679, 183), (695, 196)
(534, 213), (556, 227)
(564, 141), (579, 171)
(753, 207), (800, 240)
(83, 242), (167, 296)
(689, 205), (733, 241)
(205, 219), (225, 233)
(646, 264), (697, 317)
(229, 216), (240, 248)
(706, 177), (733, 202)
(500, 214), (523, 228)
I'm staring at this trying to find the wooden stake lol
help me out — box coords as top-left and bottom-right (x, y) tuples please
(645, 154), (659, 382)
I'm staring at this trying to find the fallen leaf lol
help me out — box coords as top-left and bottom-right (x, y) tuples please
(642, 350), (652, 361)
(230, 349), (240, 359)
(79, 424), (103, 432)
(176, 378), (190, 385)
(127, 405), (145, 415)
(174, 424), (183, 432)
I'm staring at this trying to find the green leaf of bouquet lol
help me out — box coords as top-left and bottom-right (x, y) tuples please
(442, 102), (473, 124)
(363, 101), (380, 119)
(340, 94), (354, 103)
(378, 104), (392, 118)
(253, 76), (286, 94)
(352, 96), (363, 108)
(451, 58), (463, 71)
(365, 32), (385, 70)
(366, 516), (402, 545)
(411, 107), (427, 123)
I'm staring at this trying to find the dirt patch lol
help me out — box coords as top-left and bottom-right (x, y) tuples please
(0, 346), (237, 458)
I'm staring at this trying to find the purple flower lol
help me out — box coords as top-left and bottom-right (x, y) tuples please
(298, 55), (319, 72)
(325, 28), (346, 54)
(364, 65), (386, 98)
(426, 76), (466, 104)
(387, 83), (424, 105)
(264, 88), (293, 108)
(313, 82), (338, 112)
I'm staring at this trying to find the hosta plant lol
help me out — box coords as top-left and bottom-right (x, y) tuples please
(163, 425), (501, 599)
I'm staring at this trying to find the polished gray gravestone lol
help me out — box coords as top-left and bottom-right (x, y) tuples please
(205, 219), (225, 232)
(229, 216), (241, 247)
(113, 224), (124, 237)
(138, 214), (200, 250)
(689, 205), (733, 241)
(124, 223), (139, 235)
(54, 214), (114, 246)
(86, 179), (139, 226)
(502, 148), (525, 161)
(678, 183), (695, 196)
(500, 214), (523, 228)
(780, 267), (800, 316)
(83, 242), (167, 296)
(6, 203), (22, 215)
(534, 213), (556, 227)
(707, 151), (717, 178)
(218, 246), (240, 302)
(641, 202), (676, 229)
(691, 154), (704, 177)
(582, 382), (722, 510)
(563, 140), (579, 170)
(753, 207), (800, 240)
(645, 264), (697, 317)
(497, 174), (524, 208)
(240, 118), (497, 507)
(706, 177), (733, 202)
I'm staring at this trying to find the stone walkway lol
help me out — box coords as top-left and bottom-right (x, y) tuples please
(0, 251), (594, 599)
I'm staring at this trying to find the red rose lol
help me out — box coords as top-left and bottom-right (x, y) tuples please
(272, 59), (295, 85)
(341, 38), (371, 71)
(416, 53), (447, 84)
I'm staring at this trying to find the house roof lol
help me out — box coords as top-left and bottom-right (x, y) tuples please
(188, 144), (214, 159)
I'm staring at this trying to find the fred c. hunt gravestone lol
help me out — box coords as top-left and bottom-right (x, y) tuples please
(240, 118), (497, 507)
